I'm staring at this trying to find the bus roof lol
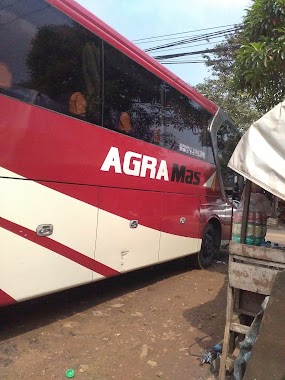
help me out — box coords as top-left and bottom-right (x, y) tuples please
(48, 0), (218, 115)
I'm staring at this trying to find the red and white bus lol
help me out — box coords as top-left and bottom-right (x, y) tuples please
(0, 0), (240, 307)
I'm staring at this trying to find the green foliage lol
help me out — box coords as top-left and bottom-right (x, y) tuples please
(196, 32), (262, 131)
(235, 0), (285, 112)
(196, 78), (261, 132)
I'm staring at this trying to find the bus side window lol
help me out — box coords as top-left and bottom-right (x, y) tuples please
(216, 122), (240, 191)
(82, 41), (103, 126)
(0, 1), (104, 123)
(163, 86), (214, 164)
(103, 41), (162, 142)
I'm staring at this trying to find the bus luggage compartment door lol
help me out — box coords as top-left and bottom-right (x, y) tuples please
(0, 176), (97, 302)
(159, 193), (200, 261)
(95, 188), (161, 273)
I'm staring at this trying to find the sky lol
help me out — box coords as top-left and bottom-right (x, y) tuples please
(76, 0), (251, 86)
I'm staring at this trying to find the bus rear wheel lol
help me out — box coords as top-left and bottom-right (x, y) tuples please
(192, 223), (220, 269)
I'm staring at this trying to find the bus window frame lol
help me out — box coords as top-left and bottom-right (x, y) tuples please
(209, 109), (241, 200)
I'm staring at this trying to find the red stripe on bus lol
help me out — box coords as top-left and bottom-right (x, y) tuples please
(0, 217), (119, 277)
(0, 289), (16, 306)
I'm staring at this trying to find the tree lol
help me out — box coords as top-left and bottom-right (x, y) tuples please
(196, 77), (261, 132)
(196, 32), (262, 131)
(234, 0), (285, 112)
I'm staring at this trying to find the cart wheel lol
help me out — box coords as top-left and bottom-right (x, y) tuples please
(192, 223), (221, 269)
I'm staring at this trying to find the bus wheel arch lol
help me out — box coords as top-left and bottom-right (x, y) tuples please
(192, 219), (221, 269)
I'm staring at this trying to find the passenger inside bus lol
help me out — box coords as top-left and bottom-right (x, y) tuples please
(116, 111), (133, 134)
(0, 61), (61, 111)
(69, 91), (87, 118)
(0, 61), (39, 103)
(0, 62), (12, 90)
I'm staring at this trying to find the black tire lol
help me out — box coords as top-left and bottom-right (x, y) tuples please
(191, 223), (221, 269)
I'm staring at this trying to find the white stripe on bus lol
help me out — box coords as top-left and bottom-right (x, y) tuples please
(0, 167), (98, 260)
(0, 228), (99, 302)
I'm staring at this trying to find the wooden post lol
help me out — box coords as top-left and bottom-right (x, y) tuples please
(240, 180), (251, 244)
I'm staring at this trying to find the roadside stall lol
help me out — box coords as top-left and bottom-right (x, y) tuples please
(218, 101), (285, 380)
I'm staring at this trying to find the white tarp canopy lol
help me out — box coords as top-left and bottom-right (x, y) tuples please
(228, 101), (285, 201)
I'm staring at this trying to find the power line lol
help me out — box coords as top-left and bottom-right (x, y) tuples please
(136, 32), (221, 45)
(152, 45), (240, 60)
(146, 27), (239, 52)
(151, 38), (226, 53)
(160, 59), (233, 64)
(133, 23), (241, 43)
(145, 26), (241, 53)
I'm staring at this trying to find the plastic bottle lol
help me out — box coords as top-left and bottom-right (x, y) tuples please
(254, 211), (264, 246)
(232, 203), (267, 246)
(232, 209), (243, 243)
(232, 210), (256, 245)
(245, 211), (257, 245)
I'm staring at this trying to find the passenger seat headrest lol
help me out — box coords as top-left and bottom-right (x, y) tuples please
(0, 63), (12, 88)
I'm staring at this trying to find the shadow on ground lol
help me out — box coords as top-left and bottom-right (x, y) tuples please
(0, 254), (227, 343)
(182, 250), (229, 378)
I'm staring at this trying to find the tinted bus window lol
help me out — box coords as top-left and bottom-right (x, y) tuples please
(0, 0), (103, 126)
(217, 122), (240, 187)
(0, 0), (215, 162)
(163, 86), (215, 164)
(103, 42), (163, 143)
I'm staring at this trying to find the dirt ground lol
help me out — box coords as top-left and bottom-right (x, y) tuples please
(0, 256), (228, 380)
(2, 228), (283, 380)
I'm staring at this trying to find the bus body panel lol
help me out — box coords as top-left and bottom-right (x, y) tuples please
(0, 96), (227, 305)
(0, 0), (239, 306)
(0, 96), (220, 210)
(95, 188), (161, 272)
(159, 193), (201, 261)
(0, 226), (94, 302)
(200, 197), (233, 242)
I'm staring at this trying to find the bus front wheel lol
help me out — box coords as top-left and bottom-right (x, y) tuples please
(192, 223), (221, 269)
